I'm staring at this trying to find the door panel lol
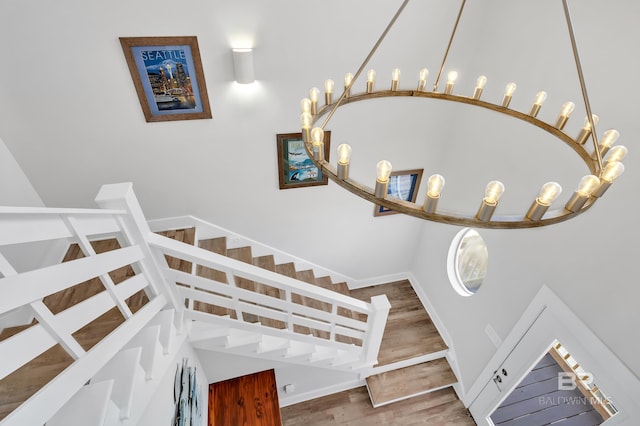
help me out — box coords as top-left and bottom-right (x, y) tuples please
(469, 308), (556, 423)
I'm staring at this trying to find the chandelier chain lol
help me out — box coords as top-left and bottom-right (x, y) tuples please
(562, 0), (603, 171)
(433, 0), (467, 92)
(320, 0), (410, 131)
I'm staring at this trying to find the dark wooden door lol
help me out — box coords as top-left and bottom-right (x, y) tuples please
(209, 369), (282, 426)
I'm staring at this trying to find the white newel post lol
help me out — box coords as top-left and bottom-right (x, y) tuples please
(94, 183), (183, 315)
(361, 294), (391, 368)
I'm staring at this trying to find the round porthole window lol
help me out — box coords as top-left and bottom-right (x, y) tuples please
(447, 228), (488, 296)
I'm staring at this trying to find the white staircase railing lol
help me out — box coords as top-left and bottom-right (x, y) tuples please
(0, 185), (177, 425)
(0, 182), (390, 424)
(147, 233), (390, 370)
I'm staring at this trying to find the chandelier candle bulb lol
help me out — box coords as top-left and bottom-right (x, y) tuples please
(374, 160), (392, 198)
(417, 68), (429, 91)
(605, 145), (628, 164)
(476, 181), (505, 221)
(310, 127), (324, 161)
(336, 143), (352, 180)
(324, 79), (334, 105)
(575, 114), (599, 145)
(300, 98), (311, 114)
(293, 0), (627, 228)
(593, 129), (620, 159)
(565, 175), (600, 212)
(473, 75), (487, 100)
(423, 174), (445, 213)
(300, 112), (312, 142)
(554, 101), (575, 129)
(309, 87), (320, 115)
(526, 182), (562, 221)
(444, 71), (458, 94)
(501, 82), (517, 107)
(366, 69), (376, 93)
(344, 73), (353, 98)
(391, 68), (401, 91)
(593, 161), (624, 197)
(528, 91), (547, 117)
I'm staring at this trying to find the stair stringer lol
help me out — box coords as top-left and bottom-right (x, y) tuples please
(188, 320), (369, 374)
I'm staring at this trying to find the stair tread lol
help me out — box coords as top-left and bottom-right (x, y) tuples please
(156, 228), (196, 273)
(295, 269), (316, 284)
(275, 262), (297, 278)
(196, 237), (230, 319)
(198, 237), (227, 255)
(227, 246), (253, 264)
(253, 254), (276, 272)
(365, 358), (457, 406)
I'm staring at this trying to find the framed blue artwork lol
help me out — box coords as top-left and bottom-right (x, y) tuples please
(277, 132), (331, 189)
(120, 36), (212, 122)
(374, 168), (423, 216)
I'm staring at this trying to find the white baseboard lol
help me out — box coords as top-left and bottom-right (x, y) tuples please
(347, 272), (412, 289)
(278, 378), (365, 407)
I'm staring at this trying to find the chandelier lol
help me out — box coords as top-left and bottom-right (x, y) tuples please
(298, 0), (627, 229)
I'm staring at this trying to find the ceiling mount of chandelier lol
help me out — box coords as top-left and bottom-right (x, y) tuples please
(298, 0), (627, 229)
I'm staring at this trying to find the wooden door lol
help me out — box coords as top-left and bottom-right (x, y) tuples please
(209, 369), (282, 426)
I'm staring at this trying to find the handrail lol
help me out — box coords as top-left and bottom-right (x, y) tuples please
(0, 206), (126, 215)
(146, 230), (390, 367)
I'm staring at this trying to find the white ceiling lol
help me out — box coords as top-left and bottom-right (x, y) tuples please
(1, 0), (639, 388)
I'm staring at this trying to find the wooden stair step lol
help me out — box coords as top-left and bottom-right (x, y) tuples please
(249, 255), (285, 329)
(0, 320), (36, 341)
(155, 228), (196, 273)
(226, 246), (253, 263)
(198, 237), (227, 255)
(195, 238), (233, 316)
(252, 255), (282, 298)
(226, 246), (257, 292)
(365, 358), (457, 408)
(253, 254), (276, 272)
(294, 270), (330, 339)
(197, 238), (230, 284)
(274, 262), (297, 279)
(331, 281), (365, 322)
(274, 263), (311, 336)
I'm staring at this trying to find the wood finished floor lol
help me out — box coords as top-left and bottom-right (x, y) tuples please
(281, 386), (476, 426)
(349, 280), (448, 366)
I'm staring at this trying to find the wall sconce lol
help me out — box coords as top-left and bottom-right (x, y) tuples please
(232, 48), (255, 84)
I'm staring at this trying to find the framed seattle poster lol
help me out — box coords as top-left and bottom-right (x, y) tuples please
(119, 36), (212, 122)
(276, 132), (331, 189)
(374, 168), (423, 216)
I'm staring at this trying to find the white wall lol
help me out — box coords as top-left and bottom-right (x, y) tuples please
(139, 341), (209, 426)
(0, 137), (44, 207)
